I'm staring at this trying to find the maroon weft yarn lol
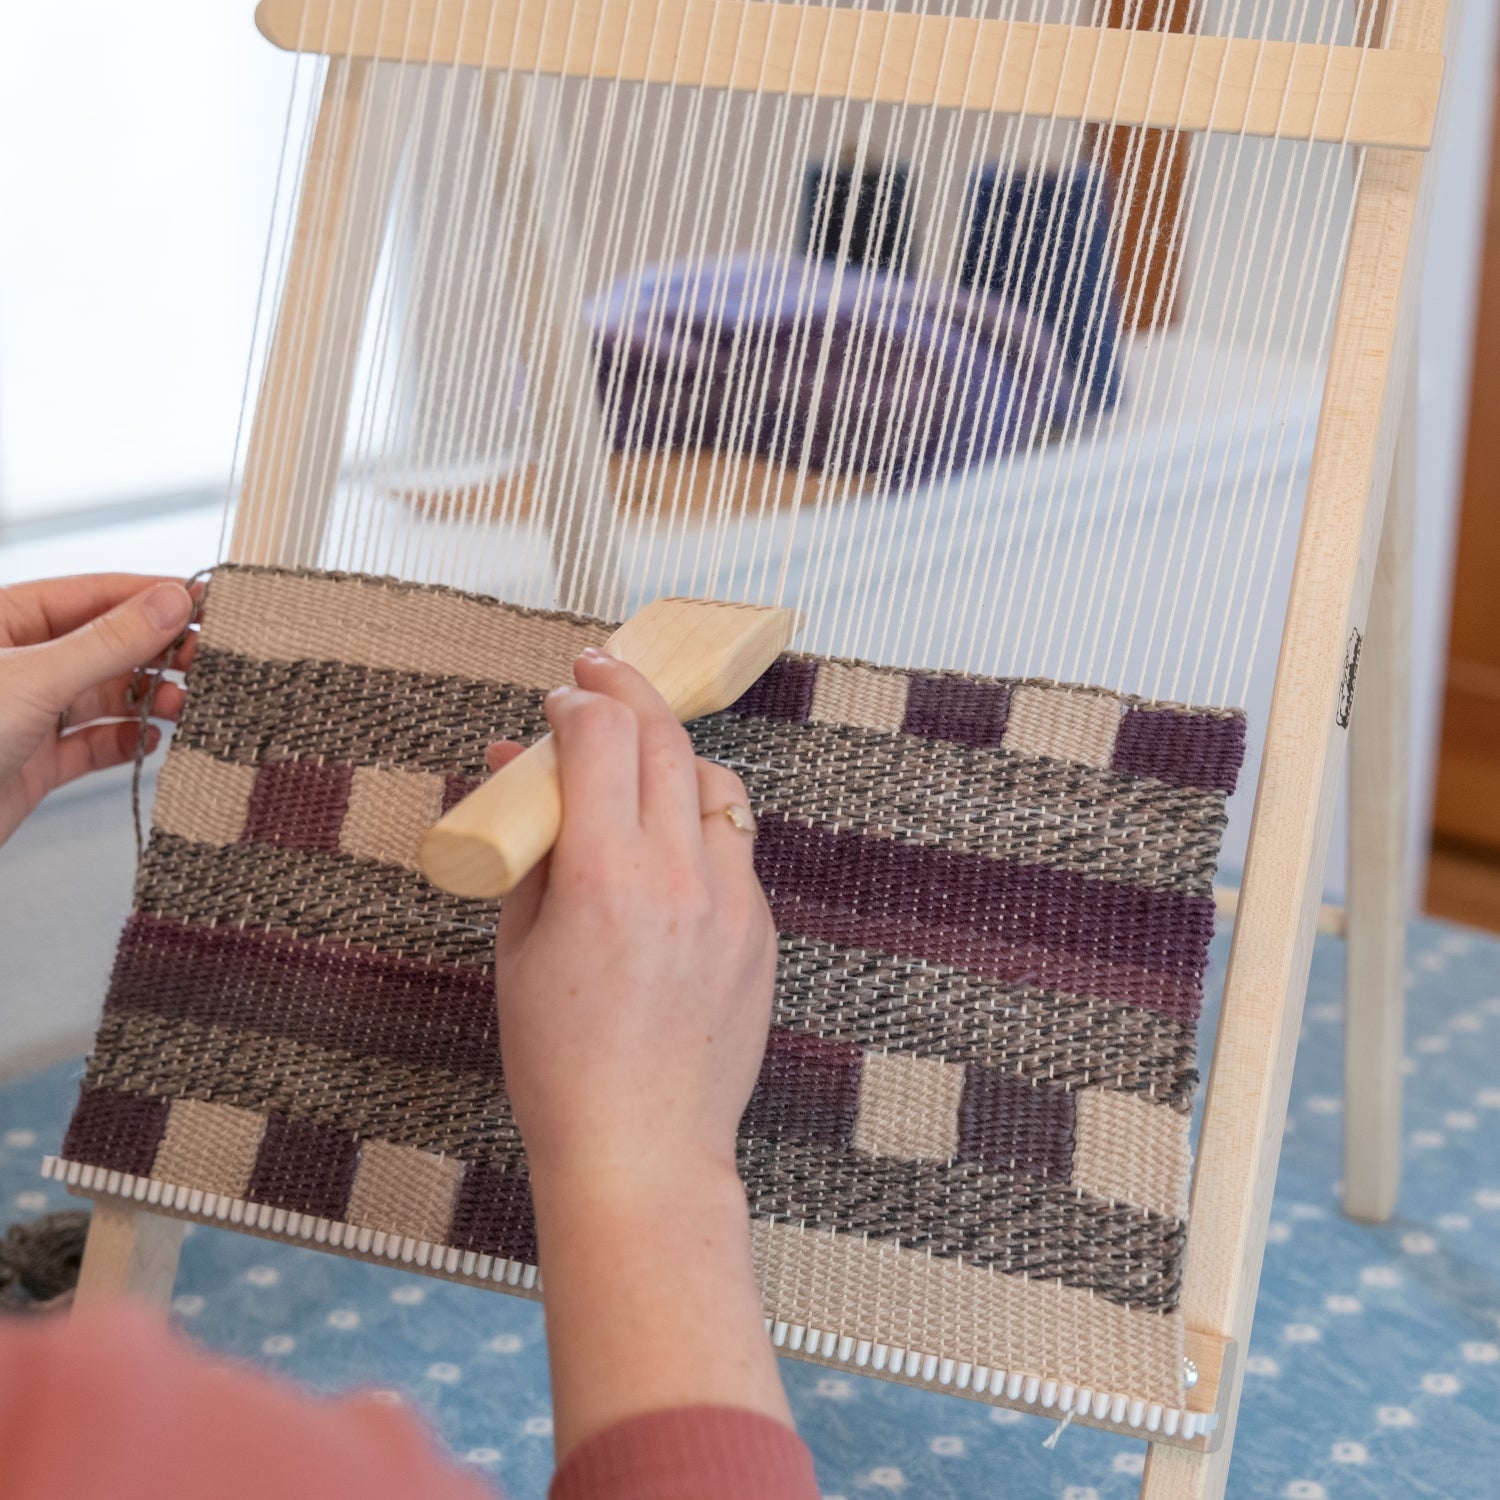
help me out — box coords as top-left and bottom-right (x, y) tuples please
(247, 1112), (361, 1221)
(242, 759), (353, 853)
(62, 1087), (170, 1179)
(741, 1031), (864, 1148)
(106, 913), (502, 1076)
(753, 815), (1215, 1022)
(725, 658), (817, 721)
(447, 1160), (539, 1264)
(901, 675), (1012, 748)
(957, 1065), (1077, 1183)
(1111, 706), (1247, 794)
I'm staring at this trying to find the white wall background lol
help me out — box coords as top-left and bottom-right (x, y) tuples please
(0, 2), (293, 521)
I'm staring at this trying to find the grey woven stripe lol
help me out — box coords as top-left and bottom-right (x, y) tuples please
(175, 649), (550, 776)
(137, 834), (496, 967)
(87, 1010), (525, 1163)
(136, 835), (1193, 1106)
(774, 935), (1197, 1110)
(698, 715), (1228, 896)
(738, 1136), (1185, 1312)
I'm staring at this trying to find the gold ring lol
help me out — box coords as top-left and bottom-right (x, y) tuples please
(705, 803), (757, 835)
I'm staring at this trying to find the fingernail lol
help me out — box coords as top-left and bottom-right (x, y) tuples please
(547, 684), (574, 702)
(577, 647), (613, 665)
(144, 583), (192, 632)
(143, 725), (162, 754)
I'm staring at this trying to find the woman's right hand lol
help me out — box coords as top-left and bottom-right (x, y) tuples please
(492, 647), (777, 1196)
(489, 648), (791, 1460)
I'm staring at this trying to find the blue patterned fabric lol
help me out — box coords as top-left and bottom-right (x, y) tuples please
(4, 917), (1499, 1498)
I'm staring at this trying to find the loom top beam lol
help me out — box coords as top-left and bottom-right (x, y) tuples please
(255, 0), (1442, 152)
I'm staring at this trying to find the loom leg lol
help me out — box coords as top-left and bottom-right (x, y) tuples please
(1341, 360), (1415, 1225)
(73, 1203), (185, 1312)
(1139, 1437), (1229, 1500)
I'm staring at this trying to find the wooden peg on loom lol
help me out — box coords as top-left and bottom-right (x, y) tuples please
(419, 597), (799, 898)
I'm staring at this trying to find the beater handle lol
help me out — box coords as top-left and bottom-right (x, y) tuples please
(419, 596), (798, 898)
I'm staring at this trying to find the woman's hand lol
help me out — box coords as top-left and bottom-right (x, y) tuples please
(0, 575), (195, 846)
(491, 648), (790, 1458)
(493, 647), (776, 1191)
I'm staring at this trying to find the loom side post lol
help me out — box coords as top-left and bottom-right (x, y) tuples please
(1139, 0), (1451, 1491)
(73, 1204), (185, 1313)
(1342, 347), (1417, 1225)
(231, 56), (409, 568)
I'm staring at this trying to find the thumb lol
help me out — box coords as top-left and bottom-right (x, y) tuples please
(26, 582), (194, 714)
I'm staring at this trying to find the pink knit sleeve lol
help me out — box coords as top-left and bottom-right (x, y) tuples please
(549, 1406), (821, 1500)
(0, 1305), (496, 1500)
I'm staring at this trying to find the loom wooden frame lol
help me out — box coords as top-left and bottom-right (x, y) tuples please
(71, 1), (1450, 1495)
(252, 0), (1443, 149)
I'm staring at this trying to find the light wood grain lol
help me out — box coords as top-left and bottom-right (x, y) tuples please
(420, 596), (798, 896)
(1139, 0), (1448, 1489)
(254, 0), (1442, 151)
(1212, 883), (1346, 937)
(73, 1204), (185, 1311)
(231, 59), (407, 568)
(1342, 355), (1415, 1226)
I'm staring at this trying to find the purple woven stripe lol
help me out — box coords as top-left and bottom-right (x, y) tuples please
(106, 914), (501, 1076)
(726, 659), (817, 722)
(61, 1086), (170, 1178)
(755, 816), (1215, 985)
(1111, 708), (1246, 794)
(770, 897), (1202, 1021)
(957, 1066), (1076, 1182)
(247, 1111), (360, 1220)
(449, 1161), (538, 1264)
(901, 675), (1012, 748)
(243, 760), (353, 853)
(741, 1030), (863, 1148)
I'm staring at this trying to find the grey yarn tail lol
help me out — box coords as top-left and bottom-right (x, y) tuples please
(0, 1211), (90, 1309)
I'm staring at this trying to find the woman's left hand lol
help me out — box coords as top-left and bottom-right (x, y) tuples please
(0, 574), (196, 847)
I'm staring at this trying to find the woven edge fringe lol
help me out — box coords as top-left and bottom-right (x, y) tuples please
(42, 1155), (1214, 1440)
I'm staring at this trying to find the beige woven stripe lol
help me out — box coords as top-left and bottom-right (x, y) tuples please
(752, 1218), (1183, 1406)
(1072, 1088), (1191, 1222)
(809, 662), (910, 733)
(853, 1051), (965, 1162)
(340, 767), (445, 871)
(1003, 685), (1124, 769)
(346, 1139), (463, 1243)
(152, 747), (256, 846)
(205, 569), (611, 685)
(151, 1098), (266, 1197)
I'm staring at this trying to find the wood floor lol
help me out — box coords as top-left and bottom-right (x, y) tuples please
(1425, 840), (1500, 935)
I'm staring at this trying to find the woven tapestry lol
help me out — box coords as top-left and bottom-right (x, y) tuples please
(50, 565), (1244, 1433)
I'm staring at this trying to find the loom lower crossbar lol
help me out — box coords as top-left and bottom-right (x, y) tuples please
(43, 1157), (1232, 1451)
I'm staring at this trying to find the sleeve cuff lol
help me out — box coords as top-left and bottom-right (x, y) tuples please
(549, 1405), (819, 1500)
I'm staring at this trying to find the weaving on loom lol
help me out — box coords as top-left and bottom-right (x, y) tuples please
(42, 1), (1456, 1494)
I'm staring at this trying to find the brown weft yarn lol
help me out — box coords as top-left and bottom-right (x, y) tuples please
(56, 565), (1245, 1412)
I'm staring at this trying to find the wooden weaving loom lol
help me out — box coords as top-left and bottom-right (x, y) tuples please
(46, 1), (1457, 1494)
